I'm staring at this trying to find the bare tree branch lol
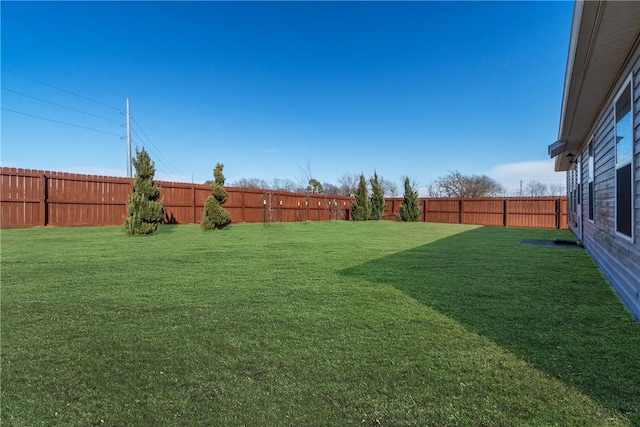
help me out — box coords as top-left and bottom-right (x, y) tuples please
(430, 171), (505, 197)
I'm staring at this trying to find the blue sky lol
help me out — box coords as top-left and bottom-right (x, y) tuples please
(1, 1), (573, 194)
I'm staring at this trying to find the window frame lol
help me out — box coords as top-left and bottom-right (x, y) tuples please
(569, 162), (577, 214)
(588, 138), (594, 222)
(613, 75), (634, 241)
(576, 158), (581, 209)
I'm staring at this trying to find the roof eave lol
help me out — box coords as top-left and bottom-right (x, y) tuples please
(551, 1), (640, 171)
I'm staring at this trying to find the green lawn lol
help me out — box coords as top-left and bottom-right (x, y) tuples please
(1, 222), (639, 426)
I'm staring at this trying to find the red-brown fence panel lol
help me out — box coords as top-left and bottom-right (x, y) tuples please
(506, 197), (563, 229)
(0, 168), (42, 227)
(46, 172), (130, 226)
(383, 198), (401, 220)
(461, 198), (505, 226)
(159, 181), (202, 224)
(426, 198), (461, 224)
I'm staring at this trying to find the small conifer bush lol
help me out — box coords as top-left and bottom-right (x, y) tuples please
(351, 173), (371, 221)
(369, 171), (386, 220)
(202, 163), (231, 230)
(397, 177), (421, 222)
(124, 147), (164, 235)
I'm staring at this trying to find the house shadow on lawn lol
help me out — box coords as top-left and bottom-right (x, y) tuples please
(341, 226), (640, 423)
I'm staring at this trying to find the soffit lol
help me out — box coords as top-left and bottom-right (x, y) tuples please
(554, 1), (640, 171)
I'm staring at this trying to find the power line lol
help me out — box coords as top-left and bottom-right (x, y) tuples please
(130, 116), (156, 147)
(126, 98), (132, 178)
(2, 70), (184, 178)
(1, 68), (120, 111)
(130, 115), (184, 176)
(2, 87), (120, 123)
(129, 133), (173, 176)
(2, 107), (122, 137)
(131, 116), (174, 165)
(130, 127), (182, 176)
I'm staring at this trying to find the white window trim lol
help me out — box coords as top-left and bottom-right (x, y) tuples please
(613, 74), (634, 242)
(570, 162), (577, 214)
(588, 137), (595, 223)
(577, 158), (581, 211)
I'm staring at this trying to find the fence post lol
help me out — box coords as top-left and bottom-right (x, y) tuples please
(458, 199), (463, 224)
(555, 198), (560, 229)
(192, 184), (196, 224)
(242, 189), (246, 223)
(422, 199), (427, 222)
(503, 199), (508, 227)
(40, 172), (48, 227)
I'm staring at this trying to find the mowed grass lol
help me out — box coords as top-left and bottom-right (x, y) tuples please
(1, 221), (639, 426)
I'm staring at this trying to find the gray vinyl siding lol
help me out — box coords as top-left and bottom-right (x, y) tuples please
(570, 44), (640, 321)
(594, 110), (615, 230)
(635, 66), (640, 240)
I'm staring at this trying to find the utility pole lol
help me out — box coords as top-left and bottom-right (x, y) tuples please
(126, 98), (132, 178)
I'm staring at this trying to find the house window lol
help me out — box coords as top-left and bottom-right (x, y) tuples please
(588, 139), (594, 221)
(614, 78), (634, 238)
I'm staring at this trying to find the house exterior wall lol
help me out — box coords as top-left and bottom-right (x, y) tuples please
(569, 43), (640, 321)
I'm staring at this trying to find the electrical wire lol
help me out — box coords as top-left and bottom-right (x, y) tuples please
(2, 87), (120, 123)
(130, 128), (182, 177)
(1, 68), (121, 111)
(3, 68), (184, 177)
(130, 115), (184, 176)
(2, 107), (122, 137)
(130, 134), (174, 178)
(130, 116), (169, 161)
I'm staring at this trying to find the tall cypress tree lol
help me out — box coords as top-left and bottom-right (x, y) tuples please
(397, 177), (421, 222)
(351, 173), (371, 221)
(202, 163), (231, 230)
(124, 147), (164, 235)
(369, 171), (386, 220)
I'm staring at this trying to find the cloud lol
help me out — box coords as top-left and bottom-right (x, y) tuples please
(487, 159), (566, 195)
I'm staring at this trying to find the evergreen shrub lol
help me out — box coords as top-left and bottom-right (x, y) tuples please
(397, 177), (421, 222)
(124, 147), (164, 235)
(351, 173), (371, 221)
(202, 163), (231, 230)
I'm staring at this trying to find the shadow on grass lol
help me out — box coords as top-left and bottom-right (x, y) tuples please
(341, 226), (640, 424)
(155, 224), (180, 235)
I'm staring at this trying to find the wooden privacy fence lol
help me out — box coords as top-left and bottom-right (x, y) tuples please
(0, 167), (566, 229)
(384, 197), (567, 229)
(0, 168), (352, 227)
